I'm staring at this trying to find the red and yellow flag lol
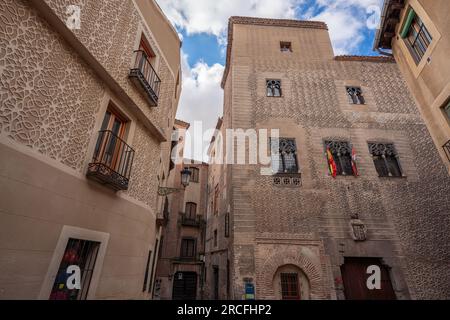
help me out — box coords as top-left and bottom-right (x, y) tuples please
(326, 148), (337, 178)
(351, 147), (358, 177)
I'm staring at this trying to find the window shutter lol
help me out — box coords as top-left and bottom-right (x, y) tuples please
(400, 9), (416, 39)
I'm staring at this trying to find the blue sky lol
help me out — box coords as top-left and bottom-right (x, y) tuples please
(155, 0), (384, 160)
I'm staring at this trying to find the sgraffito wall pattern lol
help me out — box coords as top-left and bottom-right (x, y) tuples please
(0, 0), (105, 171)
(224, 23), (450, 299)
(0, 0), (177, 211)
(43, 0), (177, 135)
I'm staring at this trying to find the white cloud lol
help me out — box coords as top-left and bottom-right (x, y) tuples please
(176, 52), (224, 161)
(157, 0), (304, 39)
(310, 0), (383, 54)
(157, 0), (385, 159)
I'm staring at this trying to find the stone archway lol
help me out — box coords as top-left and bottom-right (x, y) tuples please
(257, 249), (325, 299)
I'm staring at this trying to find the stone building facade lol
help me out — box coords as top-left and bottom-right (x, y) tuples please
(374, 0), (450, 174)
(206, 16), (450, 300)
(154, 120), (209, 300)
(204, 117), (234, 300)
(0, 0), (182, 299)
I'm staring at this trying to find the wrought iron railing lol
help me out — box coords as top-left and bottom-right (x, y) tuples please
(129, 50), (161, 106)
(179, 213), (205, 228)
(443, 139), (450, 163)
(87, 130), (135, 191)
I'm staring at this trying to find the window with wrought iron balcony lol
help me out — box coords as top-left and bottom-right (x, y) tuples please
(179, 213), (205, 228)
(87, 108), (135, 191)
(129, 36), (161, 107)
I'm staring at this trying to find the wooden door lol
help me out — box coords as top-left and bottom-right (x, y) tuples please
(95, 109), (127, 171)
(172, 272), (197, 300)
(341, 257), (396, 300)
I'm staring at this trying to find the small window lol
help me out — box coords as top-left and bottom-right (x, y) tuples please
(443, 100), (450, 122)
(401, 9), (432, 64)
(325, 140), (357, 176)
(180, 238), (196, 258)
(280, 273), (300, 300)
(224, 212), (230, 238)
(139, 35), (156, 65)
(214, 184), (219, 215)
(267, 80), (282, 97)
(214, 230), (218, 247)
(368, 143), (403, 177)
(270, 138), (299, 174)
(346, 87), (365, 105)
(280, 41), (292, 52)
(49, 238), (100, 300)
(189, 167), (200, 183)
(185, 202), (197, 219)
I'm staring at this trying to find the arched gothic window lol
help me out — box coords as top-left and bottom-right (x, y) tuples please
(346, 86), (365, 105)
(267, 80), (282, 97)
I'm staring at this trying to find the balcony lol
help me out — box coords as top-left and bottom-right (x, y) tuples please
(179, 213), (205, 228)
(87, 130), (135, 191)
(129, 50), (161, 106)
(444, 139), (450, 163)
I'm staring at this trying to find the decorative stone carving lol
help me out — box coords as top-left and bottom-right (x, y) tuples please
(350, 215), (367, 241)
(273, 174), (302, 187)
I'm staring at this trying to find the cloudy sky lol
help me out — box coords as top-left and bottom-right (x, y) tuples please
(155, 0), (384, 160)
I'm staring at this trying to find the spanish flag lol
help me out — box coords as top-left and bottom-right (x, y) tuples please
(351, 147), (358, 177)
(326, 148), (337, 178)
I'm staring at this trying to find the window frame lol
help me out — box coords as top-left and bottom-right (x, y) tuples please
(180, 238), (197, 258)
(442, 99), (450, 125)
(280, 273), (300, 300)
(185, 202), (197, 219)
(189, 167), (200, 183)
(401, 8), (432, 65)
(346, 86), (365, 105)
(368, 142), (404, 178)
(270, 137), (299, 174)
(324, 140), (354, 176)
(266, 79), (282, 97)
(280, 41), (292, 52)
(213, 229), (218, 247)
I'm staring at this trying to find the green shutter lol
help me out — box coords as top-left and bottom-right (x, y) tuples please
(400, 9), (416, 39)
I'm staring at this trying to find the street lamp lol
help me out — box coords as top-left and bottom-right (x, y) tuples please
(157, 167), (192, 196)
(180, 167), (191, 188)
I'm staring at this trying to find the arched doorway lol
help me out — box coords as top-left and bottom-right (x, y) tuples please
(172, 272), (197, 300)
(273, 264), (310, 300)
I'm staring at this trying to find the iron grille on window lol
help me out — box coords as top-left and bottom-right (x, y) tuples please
(267, 80), (282, 97)
(346, 87), (365, 105)
(280, 273), (300, 300)
(49, 238), (100, 300)
(325, 140), (353, 176)
(87, 130), (135, 191)
(368, 143), (403, 177)
(404, 12), (432, 64)
(129, 50), (161, 106)
(180, 239), (196, 258)
(271, 138), (299, 174)
(189, 167), (200, 183)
